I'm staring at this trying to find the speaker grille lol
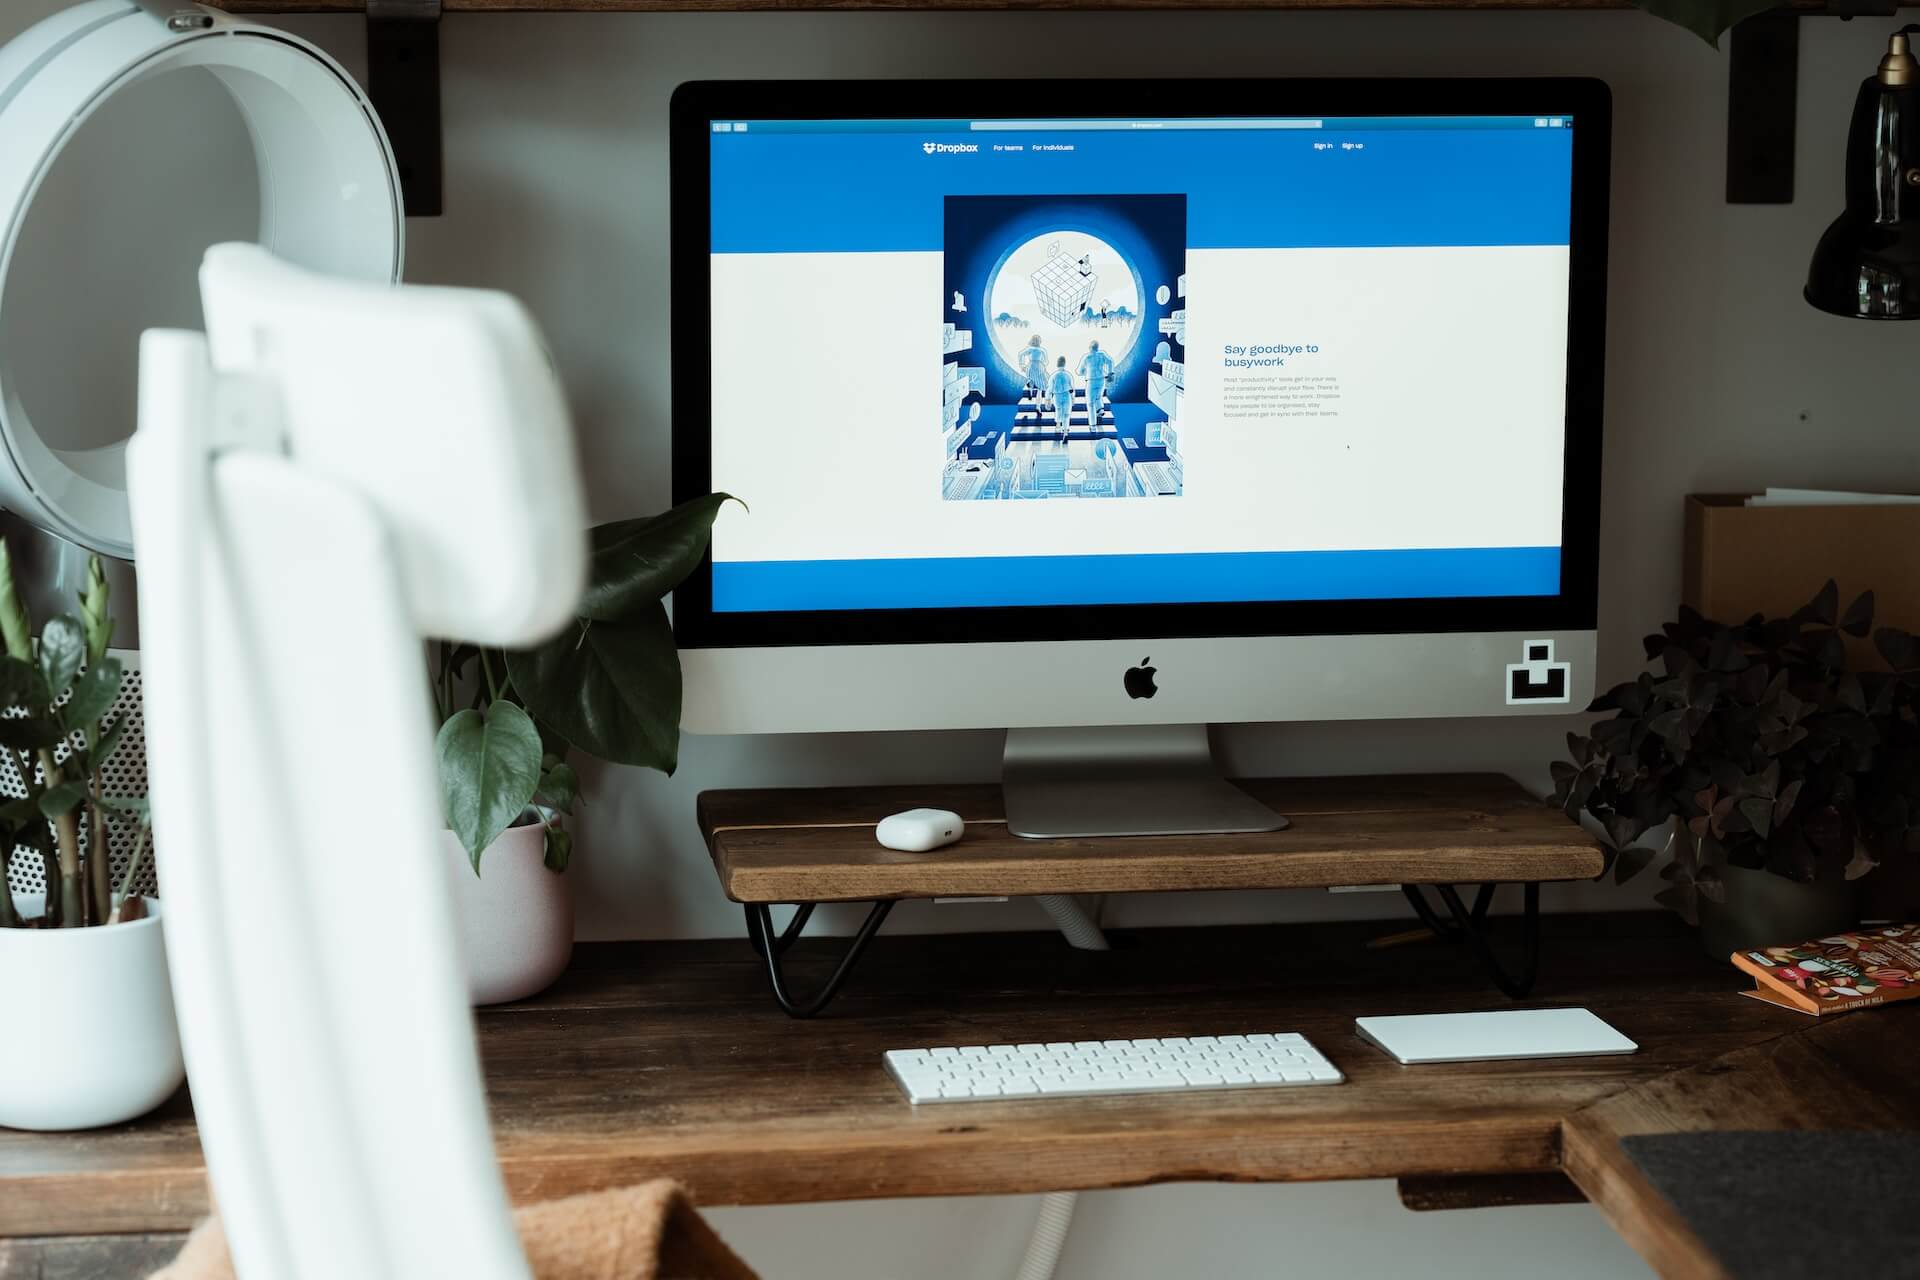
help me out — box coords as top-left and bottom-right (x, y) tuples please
(2, 663), (155, 903)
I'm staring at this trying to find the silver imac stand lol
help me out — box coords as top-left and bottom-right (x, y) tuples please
(1002, 725), (1290, 839)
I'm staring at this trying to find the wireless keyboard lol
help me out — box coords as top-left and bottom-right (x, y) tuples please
(884, 1033), (1343, 1104)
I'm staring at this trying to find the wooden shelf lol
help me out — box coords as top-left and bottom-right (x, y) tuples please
(700, 773), (1602, 904)
(0, 914), (1820, 1237)
(5, 912), (1915, 1280)
(208, 0), (1843, 13)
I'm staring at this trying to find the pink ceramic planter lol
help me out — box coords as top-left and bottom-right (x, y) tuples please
(442, 823), (574, 1006)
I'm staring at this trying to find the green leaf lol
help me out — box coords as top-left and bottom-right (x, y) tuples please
(37, 780), (88, 821)
(97, 794), (150, 819)
(79, 555), (113, 665)
(543, 824), (573, 874)
(0, 656), (44, 713)
(63, 658), (122, 729)
(36, 616), (85, 704)
(0, 540), (34, 662)
(92, 716), (129, 770)
(578, 494), (740, 622)
(437, 701), (544, 871)
(0, 715), (60, 751)
(533, 761), (580, 815)
(0, 794), (43, 825)
(505, 603), (682, 772)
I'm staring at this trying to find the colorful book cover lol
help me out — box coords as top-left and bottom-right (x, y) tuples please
(1730, 923), (1920, 1016)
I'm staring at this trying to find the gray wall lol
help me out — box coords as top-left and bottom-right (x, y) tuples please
(285, 7), (1918, 942)
(7, 4), (1912, 1275)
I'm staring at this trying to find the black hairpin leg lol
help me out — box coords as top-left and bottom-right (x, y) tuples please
(744, 900), (895, 1018)
(1400, 881), (1541, 999)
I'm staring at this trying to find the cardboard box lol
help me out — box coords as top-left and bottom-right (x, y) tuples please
(1683, 494), (1920, 655)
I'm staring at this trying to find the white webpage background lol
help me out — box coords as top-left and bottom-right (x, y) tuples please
(709, 245), (1569, 565)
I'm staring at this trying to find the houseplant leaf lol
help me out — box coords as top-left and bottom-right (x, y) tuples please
(1840, 591), (1875, 639)
(437, 701), (544, 872)
(533, 760), (580, 815)
(36, 615), (84, 703)
(0, 655), (44, 711)
(506, 603), (681, 773)
(37, 780), (88, 821)
(543, 825), (573, 873)
(578, 494), (738, 622)
(0, 716), (60, 752)
(63, 657), (122, 728)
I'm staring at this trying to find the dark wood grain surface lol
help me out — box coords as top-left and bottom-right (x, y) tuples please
(0, 912), (1803, 1241)
(701, 774), (1605, 902)
(0, 1234), (187, 1280)
(201, 0), (1853, 13)
(1562, 1007), (1920, 1280)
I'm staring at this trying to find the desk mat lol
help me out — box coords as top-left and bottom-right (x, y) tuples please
(1621, 1130), (1920, 1279)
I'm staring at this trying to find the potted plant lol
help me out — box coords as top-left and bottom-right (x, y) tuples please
(0, 540), (178, 1130)
(432, 494), (734, 1005)
(1553, 582), (1920, 958)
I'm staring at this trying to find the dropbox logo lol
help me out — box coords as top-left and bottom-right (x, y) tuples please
(923, 141), (979, 155)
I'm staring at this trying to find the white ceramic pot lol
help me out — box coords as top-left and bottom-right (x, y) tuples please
(0, 895), (185, 1131)
(443, 821), (574, 1006)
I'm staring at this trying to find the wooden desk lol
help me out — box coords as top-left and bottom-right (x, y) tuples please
(2, 913), (1915, 1279)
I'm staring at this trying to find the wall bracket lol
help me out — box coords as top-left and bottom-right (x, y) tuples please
(1727, 3), (1901, 204)
(366, 0), (443, 217)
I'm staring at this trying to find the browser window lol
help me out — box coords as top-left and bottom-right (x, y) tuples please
(707, 115), (1573, 613)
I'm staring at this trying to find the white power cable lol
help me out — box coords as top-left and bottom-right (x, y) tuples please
(1035, 894), (1110, 952)
(1011, 895), (1108, 1280)
(1014, 1191), (1081, 1280)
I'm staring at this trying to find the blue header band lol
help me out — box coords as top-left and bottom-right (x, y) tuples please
(713, 116), (1572, 133)
(713, 547), (1563, 612)
(711, 121), (1573, 254)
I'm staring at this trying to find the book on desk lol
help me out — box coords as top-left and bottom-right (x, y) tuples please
(1732, 922), (1920, 1016)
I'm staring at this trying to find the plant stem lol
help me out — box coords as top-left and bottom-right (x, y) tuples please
(87, 795), (111, 927)
(115, 824), (151, 910)
(38, 844), (58, 924)
(435, 642), (452, 722)
(479, 649), (502, 705)
(38, 750), (84, 928)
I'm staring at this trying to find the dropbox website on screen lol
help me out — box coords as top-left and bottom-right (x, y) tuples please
(707, 115), (1574, 613)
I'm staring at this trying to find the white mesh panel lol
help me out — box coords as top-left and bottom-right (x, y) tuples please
(2, 657), (154, 902)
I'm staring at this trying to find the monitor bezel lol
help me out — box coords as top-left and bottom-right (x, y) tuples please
(670, 78), (1609, 650)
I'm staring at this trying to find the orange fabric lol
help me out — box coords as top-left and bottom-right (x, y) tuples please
(151, 1180), (759, 1280)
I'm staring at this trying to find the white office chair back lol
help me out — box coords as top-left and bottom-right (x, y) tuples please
(129, 246), (587, 1280)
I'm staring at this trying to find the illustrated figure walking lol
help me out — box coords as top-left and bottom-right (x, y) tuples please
(1019, 333), (1050, 397)
(1078, 341), (1114, 425)
(1048, 356), (1076, 441)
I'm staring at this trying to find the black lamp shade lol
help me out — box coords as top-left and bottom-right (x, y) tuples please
(1805, 69), (1920, 319)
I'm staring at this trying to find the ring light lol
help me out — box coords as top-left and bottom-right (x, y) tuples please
(0, 0), (403, 558)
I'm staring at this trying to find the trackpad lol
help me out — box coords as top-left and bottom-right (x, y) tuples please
(1355, 1008), (1637, 1064)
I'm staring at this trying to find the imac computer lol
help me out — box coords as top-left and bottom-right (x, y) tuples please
(670, 80), (1610, 839)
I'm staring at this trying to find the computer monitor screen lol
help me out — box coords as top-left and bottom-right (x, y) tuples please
(671, 81), (1608, 737)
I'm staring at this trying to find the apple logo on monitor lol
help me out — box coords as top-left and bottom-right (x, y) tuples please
(1124, 658), (1158, 700)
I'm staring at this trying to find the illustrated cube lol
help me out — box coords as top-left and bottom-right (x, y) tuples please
(1030, 250), (1097, 328)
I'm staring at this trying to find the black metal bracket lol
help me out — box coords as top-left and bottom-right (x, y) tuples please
(740, 885), (1549, 1015)
(1400, 881), (1542, 999)
(1726, 4), (1900, 204)
(366, 0), (443, 217)
(744, 901), (896, 1018)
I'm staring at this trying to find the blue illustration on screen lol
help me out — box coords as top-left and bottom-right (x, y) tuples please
(941, 194), (1188, 502)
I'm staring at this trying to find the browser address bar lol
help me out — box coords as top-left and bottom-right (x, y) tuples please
(969, 119), (1324, 132)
